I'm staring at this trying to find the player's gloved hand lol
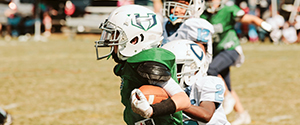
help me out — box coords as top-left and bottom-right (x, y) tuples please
(131, 89), (153, 118)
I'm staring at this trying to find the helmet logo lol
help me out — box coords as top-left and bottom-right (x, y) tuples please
(130, 13), (157, 31)
(190, 44), (204, 61)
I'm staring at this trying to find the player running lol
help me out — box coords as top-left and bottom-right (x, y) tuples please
(162, 39), (231, 125)
(201, 0), (272, 124)
(161, 0), (215, 75)
(95, 5), (190, 125)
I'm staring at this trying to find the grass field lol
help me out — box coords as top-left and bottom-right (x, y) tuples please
(0, 34), (299, 125)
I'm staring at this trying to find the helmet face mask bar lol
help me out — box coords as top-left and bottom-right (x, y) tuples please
(95, 19), (127, 60)
(176, 59), (200, 87)
(163, 0), (191, 25)
(94, 5), (163, 61)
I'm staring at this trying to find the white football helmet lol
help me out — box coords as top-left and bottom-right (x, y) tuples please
(162, 39), (207, 89)
(95, 5), (163, 60)
(163, 0), (206, 25)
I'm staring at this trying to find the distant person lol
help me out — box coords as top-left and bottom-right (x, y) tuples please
(0, 23), (2, 37)
(201, 0), (272, 124)
(4, 8), (22, 38)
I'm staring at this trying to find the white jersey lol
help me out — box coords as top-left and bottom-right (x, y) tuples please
(183, 76), (231, 125)
(162, 18), (215, 72)
(266, 15), (285, 43)
(282, 26), (297, 43)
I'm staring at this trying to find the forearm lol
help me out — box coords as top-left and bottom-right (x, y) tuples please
(240, 14), (272, 32)
(183, 101), (216, 123)
(159, 78), (191, 111)
(171, 91), (191, 112)
(150, 92), (190, 117)
(183, 105), (211, 123)
(240, 14), (264, 26)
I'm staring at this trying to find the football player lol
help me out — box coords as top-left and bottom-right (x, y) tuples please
(162, 39), (231, 125)
(95, 5), (190, 125)
(201, 0), (272, 124)
(161, 0), (206, 45)
(161, 0), (215, 76)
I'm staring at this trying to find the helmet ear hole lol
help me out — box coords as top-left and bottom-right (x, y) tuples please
(130, 37), (139, 45)
(177, 64), (183, 73)
(140, 34), (144, 42)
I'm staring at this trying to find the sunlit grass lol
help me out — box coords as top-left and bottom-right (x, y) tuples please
(0, 35), (299, 124)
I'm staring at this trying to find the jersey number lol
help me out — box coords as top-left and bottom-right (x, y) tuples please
(197, 28), (210, 43)
(215, 84), (224, 101)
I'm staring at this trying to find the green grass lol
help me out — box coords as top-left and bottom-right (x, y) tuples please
(0, 34), (299, 124)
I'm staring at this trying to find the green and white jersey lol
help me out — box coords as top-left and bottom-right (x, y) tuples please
(115, 48), (183, 125)
(200, 5), (245, 56)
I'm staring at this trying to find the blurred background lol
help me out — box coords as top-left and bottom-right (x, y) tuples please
(0, 0), (122, 41)
(1, 0), (300, 44)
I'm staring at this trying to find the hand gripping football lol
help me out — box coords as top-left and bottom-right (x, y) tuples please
(138, 85), (169, 104)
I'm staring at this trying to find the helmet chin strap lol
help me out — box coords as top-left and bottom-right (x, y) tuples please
(169, 14), (184, 25)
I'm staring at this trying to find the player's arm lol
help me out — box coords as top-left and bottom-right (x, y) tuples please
(183, 101), (217, 123)
(160, 78), (191, 112)
(131, 78), (191, 118)
(183, 76), (225, 122)
(240, 14), (272, 32)
(131, 61), (191, 118)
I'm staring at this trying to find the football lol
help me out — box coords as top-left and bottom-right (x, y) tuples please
(139, 85), (169, 104)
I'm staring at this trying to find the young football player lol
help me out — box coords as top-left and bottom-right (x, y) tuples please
(201, 0), (272, 124)
(161, 0), (206, 45)
(95, 5), (190, 125)
(162, 39), (231, 125)
(161, 0), (215, 75)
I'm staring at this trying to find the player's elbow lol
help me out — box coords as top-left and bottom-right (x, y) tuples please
(196, 113), (213, 123)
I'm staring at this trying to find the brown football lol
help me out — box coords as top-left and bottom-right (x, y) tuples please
(139, 85), (169, 104)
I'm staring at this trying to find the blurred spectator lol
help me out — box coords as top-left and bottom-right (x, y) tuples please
(235, 1), (259, 43)
(117, 0), (163, 21)
(282, 24), (297, 44)
(43, 11), (52, 37)
(0, 23), (2, 37)
(266, 14), (285, 44)
(294, 15), (300, 43)
(235, 1), (249, 43)
(31, 0), (55, 37)
(4, 5), (22, 38)
(247, 0), (259, 42)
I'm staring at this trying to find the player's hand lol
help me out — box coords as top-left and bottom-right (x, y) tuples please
(130, 89), (153, 118)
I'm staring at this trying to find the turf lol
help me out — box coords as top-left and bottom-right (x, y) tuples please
(0, 34), (299, 125)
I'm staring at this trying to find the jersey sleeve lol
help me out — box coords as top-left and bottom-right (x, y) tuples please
(113, 63), (124, 76)
(197, 76), (225, 104)
(159, 78), (184, 96)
